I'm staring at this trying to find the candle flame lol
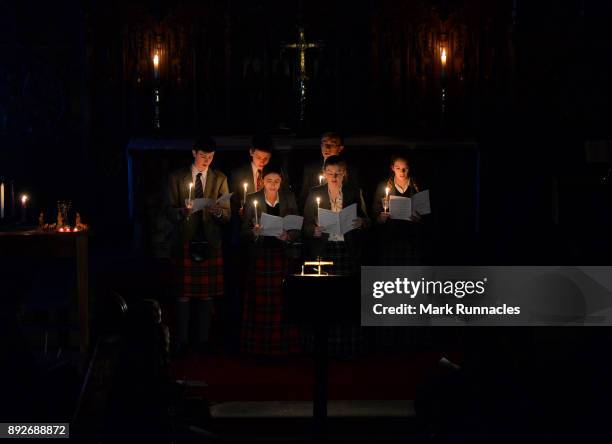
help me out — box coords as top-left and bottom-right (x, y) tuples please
(153, 53), (160, 68)
(441, 48), (447, 65)
(253, 200), (258, 206)
(21, 194), (28, 204)
(189, 182), (193, 189)
(385, 187), (390, 194)
(316, 197), (321, 205)
(243, 182), (248, 189)
(319, 175), (323, 184)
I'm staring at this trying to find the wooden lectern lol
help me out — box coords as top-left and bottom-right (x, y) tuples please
(283, 262), (360, 442)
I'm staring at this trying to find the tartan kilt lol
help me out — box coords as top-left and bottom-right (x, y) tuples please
(173, 243), (224, 299)
(378, 223), (422, 266)
(325, 241), (358, 276)
(241, 246), (300, 355)
(324, 241), (366, 357)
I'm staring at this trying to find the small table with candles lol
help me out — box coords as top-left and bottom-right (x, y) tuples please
(283, 261), (360, 443)
(0, 227), (90, 356)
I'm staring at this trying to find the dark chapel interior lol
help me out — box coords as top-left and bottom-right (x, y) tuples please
(1, 0), (612, 442)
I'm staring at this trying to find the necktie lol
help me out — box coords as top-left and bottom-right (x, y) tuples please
(195, 172), (204, 198)
(256, 169), (263, 191)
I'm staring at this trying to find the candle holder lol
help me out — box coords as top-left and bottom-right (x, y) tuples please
(382, 197), (389, 213)
(57, 200), (72, 228)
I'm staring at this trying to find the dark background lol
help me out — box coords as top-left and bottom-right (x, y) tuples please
(1, 0), (611, 261)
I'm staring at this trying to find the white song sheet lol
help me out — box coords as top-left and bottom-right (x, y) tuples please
(185, 192), (233, 213)
(260, 213), (305, 236)
(318, 203), (357, 235)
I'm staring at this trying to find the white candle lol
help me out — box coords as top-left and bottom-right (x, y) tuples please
(316, 196), (320, 223)
(253, 200), (258, 226)
(384, 187), (390, 212)
(319, 175), (323, 185)
(188, 182), (193, 206)
(0, 182), (4, 219)
(243, 182), (248, 206)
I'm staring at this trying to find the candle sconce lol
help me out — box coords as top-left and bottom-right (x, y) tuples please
(152, 35), (164, 133)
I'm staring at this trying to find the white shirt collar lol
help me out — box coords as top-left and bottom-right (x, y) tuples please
(394, 178), (410, 194)
(191, 164), (208, 187)
(264, 192), (280, 207)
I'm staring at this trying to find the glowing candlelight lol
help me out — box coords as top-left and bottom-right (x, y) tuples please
(243, 182), (248, 207)
(188, 182), (193, 207)
(253, 200), (259, 226)
(319, 174), (323, 185)
(441, 48), (447, 66)
(316, 196), (321, 224)
(153, 52), (160, 78)
(384, 187), (390, 213)
(0, 181), (4, 219)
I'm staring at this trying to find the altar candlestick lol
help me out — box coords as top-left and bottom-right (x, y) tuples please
(253, 200), (258, 226)
(243, 182), (248, 207)
(188, 182), (193, 207)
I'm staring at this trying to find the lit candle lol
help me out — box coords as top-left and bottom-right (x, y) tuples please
(253, 200), (258, 226)
(384, 187), (390, 212)
(441, 48), (447, 66)
(319, 175), (323, 186)
(0, 181), (4, 219)
(188, 182), (193, 207)
(316, 196), (321, 223)
(20, 194), (28, 222)
(243, 182), (248, 207)
(153, 52), (160, 79)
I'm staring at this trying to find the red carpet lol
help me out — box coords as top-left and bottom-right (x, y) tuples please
(170, 352), (452, 401)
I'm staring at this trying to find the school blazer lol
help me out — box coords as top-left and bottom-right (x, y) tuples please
(302, 183), (370, 260)
(230, 163), (291, 213)
(241, 189), (300, 243)
(166, 167), (230, 251)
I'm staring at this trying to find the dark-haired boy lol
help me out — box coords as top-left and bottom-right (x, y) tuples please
(166, 136), (230, 353)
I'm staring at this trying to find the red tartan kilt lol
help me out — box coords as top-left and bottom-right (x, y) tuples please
(241, 246), (300, 355)
(173, 243), (224, 299)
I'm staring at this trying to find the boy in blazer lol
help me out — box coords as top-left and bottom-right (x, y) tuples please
(166, 136), (230, 353)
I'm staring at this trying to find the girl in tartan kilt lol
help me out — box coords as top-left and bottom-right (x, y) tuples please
(372, 153), (431, 351)
(166, 136), (230, 353)
(303, 155), (371, 358)
(240, 163), (302, 356)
